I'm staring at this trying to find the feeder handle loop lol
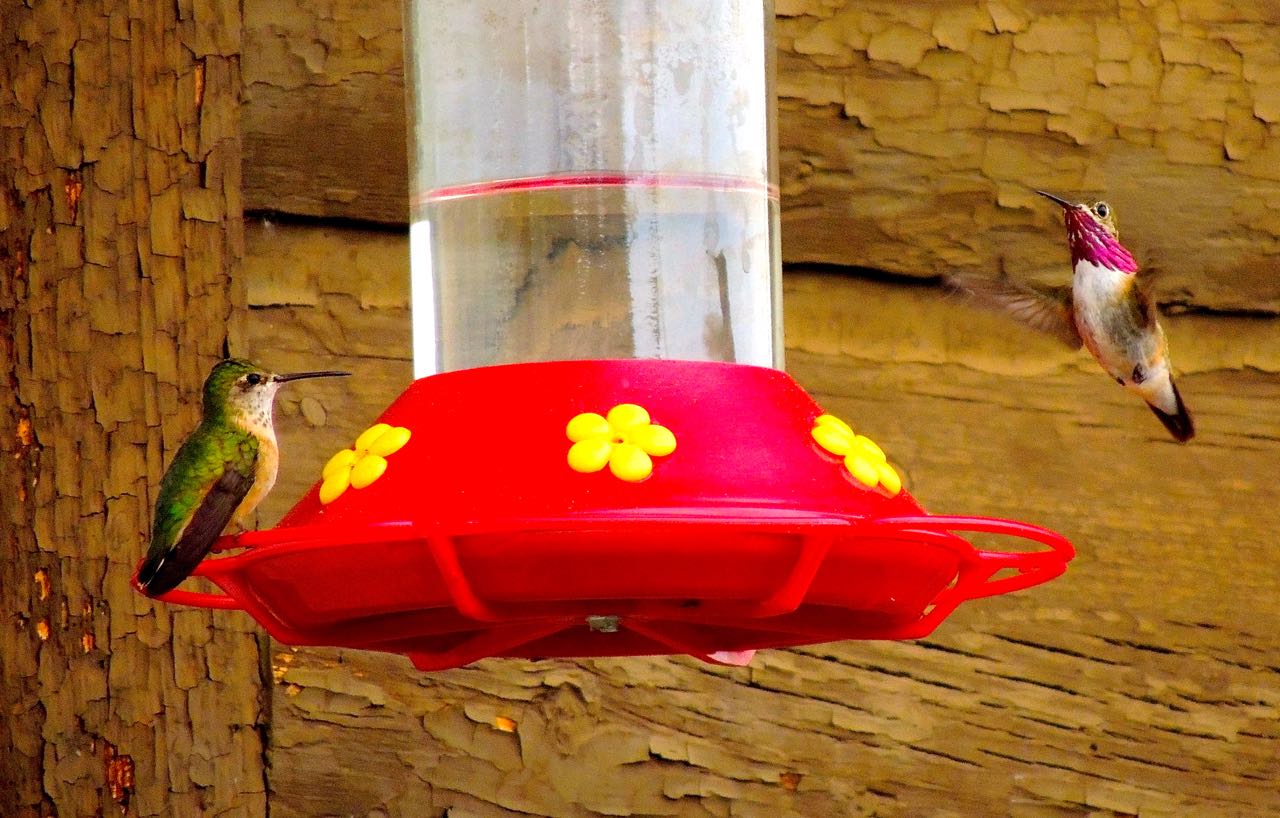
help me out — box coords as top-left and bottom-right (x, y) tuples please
(867, 515), (1074, 639)
(867, 514), (1075, 560)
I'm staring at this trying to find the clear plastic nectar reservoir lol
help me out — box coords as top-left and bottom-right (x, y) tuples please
(404, 1), (781, 375)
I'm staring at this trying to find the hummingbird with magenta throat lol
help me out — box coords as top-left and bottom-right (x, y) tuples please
(136, 359), (349, 596)
(950, 190), (1194, 442)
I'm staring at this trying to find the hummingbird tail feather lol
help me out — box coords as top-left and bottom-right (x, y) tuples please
(136, 544), (208, 597)
(139, 467), (255, 597)
(1147, 380), (1194, 442)
(135, 555), (165, 589)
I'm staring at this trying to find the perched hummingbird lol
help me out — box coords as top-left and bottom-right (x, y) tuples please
(950, 191), (1194, 442)
(136, 359), (349, 596)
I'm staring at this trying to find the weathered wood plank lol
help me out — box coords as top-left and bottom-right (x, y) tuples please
(244, 75), (408, 223)
(242, 226), (1280, 816)
(242, 0), (1280, 312)
(242, 0), (407, 222)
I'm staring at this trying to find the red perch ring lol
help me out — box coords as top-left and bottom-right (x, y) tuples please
(139, 359), (1074, 670)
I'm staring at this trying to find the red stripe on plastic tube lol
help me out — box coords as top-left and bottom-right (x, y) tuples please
(413, 171), (780, 205)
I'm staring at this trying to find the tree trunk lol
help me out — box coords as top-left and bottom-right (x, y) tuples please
(0, 1), (264, 815)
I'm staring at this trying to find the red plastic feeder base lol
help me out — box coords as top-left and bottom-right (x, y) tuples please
(139, 360), (1073, 670)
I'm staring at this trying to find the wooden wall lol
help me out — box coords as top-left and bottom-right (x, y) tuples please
(243, 0), (1280, 310)
(238, 1), (1280, 816)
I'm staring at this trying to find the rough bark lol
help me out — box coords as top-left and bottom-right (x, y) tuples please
(245, 224), (1280, 817)
(0, 1), (264, 815)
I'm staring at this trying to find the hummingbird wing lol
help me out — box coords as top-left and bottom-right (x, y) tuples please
(137, 433), (258, 596)
(946, 273), (1083, 350)
(1128, 266), (1162, 330)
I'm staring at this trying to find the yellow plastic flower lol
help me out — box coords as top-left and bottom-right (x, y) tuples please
(810, 414), (902, 496)
(319, 423), (412, 504)
(566, 403), (676, 482)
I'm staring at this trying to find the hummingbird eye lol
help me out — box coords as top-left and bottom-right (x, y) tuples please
(245, 373), (263, 387)
(1094, 202), (1110, 218)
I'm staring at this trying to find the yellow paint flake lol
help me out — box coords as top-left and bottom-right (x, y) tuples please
(104, 742), (134, 808)
(16, 416), (32, 447)
(492, 716), (517, 733)
(272, 651), (296, 683)
(64, 174), (84, 222)
(194, 61), (206, 109)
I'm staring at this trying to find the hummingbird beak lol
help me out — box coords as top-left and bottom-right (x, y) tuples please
(1034, 189), (1074, 208)
(272, 370), (351, 383)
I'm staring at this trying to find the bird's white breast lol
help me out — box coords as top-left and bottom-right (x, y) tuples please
(1072, 258), (1128, 306)
(1072, 258), (1133, 376)
(228, 383), (281, 525)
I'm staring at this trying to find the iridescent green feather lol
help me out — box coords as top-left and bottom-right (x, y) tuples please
(145, 421), (259, 562)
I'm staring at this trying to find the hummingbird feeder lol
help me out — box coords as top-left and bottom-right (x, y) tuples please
(140, 0), (1073, 670)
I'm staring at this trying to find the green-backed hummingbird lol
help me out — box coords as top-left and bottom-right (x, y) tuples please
(136, 359), (349, 596)
(950, 191), (1194, 442)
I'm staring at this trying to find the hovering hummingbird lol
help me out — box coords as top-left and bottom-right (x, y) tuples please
(950, 191), (1194, 442)
(136, 359), (349, 596)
